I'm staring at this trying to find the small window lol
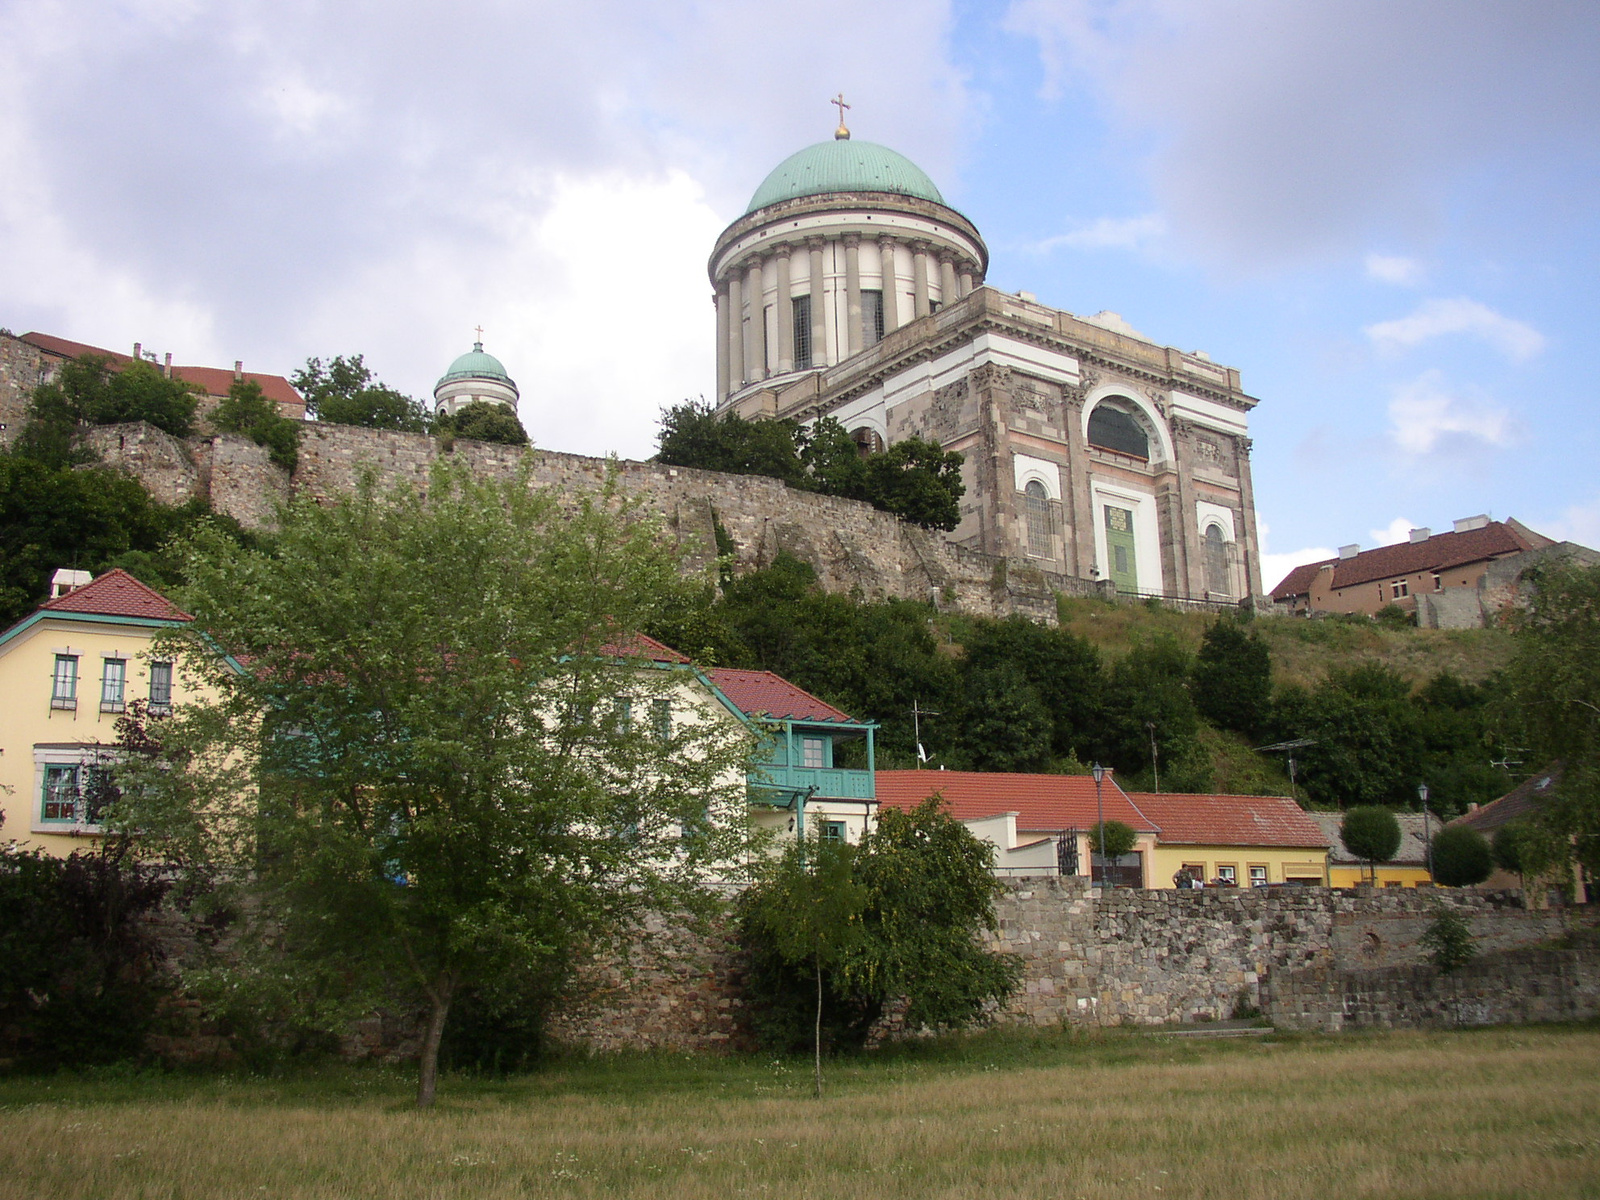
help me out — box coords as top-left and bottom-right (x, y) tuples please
(1216, 864), (1237, 886)
(612, 697), (632, 731)
(802, 737), (825, 769)
(822, 820), (846, 842)
(41, 764), (80, 822)
(861, 289), (885, 346)
(1392, 580), (1408, 598)
(792, 294), (812, 370)
(149, 662), (173, 711)
(1433, 572), (1443, 591)
(1022, 480), (1054, 558)
(52, 654), (78, 709)
(651, 699), (671, 742)
(101, 658), (127, 713)
(1249, 865), (1268, 888)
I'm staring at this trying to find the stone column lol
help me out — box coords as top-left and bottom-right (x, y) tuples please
(775, 248), (794, 375)
(939, 253), (958, 307)
(912, 242), (931, 318)
(745, 256), (766, 381)
(714, 282), (730, 401)
(727, 270), (744, 391)
(1235, 435), (1265, 600)
(877, 236), (899, 333)
(958, 268), (974, 297)
(843, 234), (863, 358)
(807, 238), (826, 367)
(1063, 389), (1095, 578)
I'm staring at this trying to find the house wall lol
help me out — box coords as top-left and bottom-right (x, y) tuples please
(1327, 864), (1434, 889)
(1148, 843), (1329, 888)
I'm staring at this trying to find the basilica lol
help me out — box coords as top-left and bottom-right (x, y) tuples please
(708, 115), (1265, 604)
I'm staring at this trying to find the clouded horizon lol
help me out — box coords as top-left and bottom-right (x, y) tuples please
(3, 0), (1597, 588)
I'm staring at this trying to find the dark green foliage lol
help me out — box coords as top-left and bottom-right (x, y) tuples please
(961, 617), (1104, 761)
(1102, 636), (1204, 786)
(1420, 907), (1475, 973)
(292, 354), (429, 432)
(961, 663), (1053, 772)
(1272, 664), (1424, 806)
(1430, 826), (1493, 887)
(1492, 822), (1533, 877)
(657, 400), (804, 485)
(739, 798), (1020, 1056)
(16, 355), (199, 465)
(860, 436), (965, 531)
(1089, 819), (1138, 860)
(798, 417), (868, 500)
(211, 379), (302, 470)
(1340, 806), (1403, 881)
(434, 399), (529, 445)
(1413, 673), (1511, 813)
(0, 840), (173, 1070)
(1374, 603), (1415, 629)
(1192, 616), (1273, 736)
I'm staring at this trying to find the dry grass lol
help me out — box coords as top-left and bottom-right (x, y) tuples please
(2, 1026), (1597, 1199)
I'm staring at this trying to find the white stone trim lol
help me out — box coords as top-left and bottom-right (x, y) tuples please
(1196, 501), (1237, 543)
(1080, 386), (1173, 465)
(1170, 389), (1248, 435)
(1012, 452), (1062, 501)
(31, 743), (116, 834)
(1090, 482), (1164, 594)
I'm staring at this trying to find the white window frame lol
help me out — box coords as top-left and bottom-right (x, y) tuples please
(52, 654), (79, 710)
(101, 656), (127, 713)
(149, 661), (174, 713)
(32, 745), (118, 833)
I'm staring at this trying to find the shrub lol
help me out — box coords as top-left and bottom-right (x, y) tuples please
(1340, 806), (1402, 882)
(1420, 907), (1475, 973)
(1430, 825), (1493, 887)
(211, 379), (301, 471)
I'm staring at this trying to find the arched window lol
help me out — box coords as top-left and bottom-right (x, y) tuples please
(1022, 479), (1053, 557)
(1203, 523), (1229, 597)
(1087, 400), (1150, 459)
(851, 427), (885, 457)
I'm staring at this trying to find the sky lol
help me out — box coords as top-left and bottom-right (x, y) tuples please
(2, 0), (1597, 589)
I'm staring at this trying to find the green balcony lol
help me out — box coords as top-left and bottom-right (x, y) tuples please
(748, 764), (875, 802)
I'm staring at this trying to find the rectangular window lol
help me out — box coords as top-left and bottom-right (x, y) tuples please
(1249, 865), (1269, 888)
(149, 661), (173, 711)
(101, 658), (127, 712)
(651, 699), (671, 742)
(861, 289), (885, 346)
(822, 820), (846, 842)
(801, 737), (825, 769)
(792, 295), (812, 369)
(1391, 580), (1408, 598)
(41, 764), (80, 823)
(1433, 572), (1443, 591)
(52, 654), (78, 709)
(1216, 864), (1237, 886)
(612, 697), (632, 731)
(1376, 583), (1385, 602)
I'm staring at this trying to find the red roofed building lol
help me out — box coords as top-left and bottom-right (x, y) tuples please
(1269, 515), (1554, 618)
(1131, 792), (1330, 888)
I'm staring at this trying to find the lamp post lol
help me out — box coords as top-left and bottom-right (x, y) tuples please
(1092, 762), (1107, 890)
(1418, 783), (1433, 884)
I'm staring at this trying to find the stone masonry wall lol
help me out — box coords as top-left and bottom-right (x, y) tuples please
(0, 331), (50, 447)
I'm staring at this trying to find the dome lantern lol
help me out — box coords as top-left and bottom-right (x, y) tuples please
(433, 334), (519, 419)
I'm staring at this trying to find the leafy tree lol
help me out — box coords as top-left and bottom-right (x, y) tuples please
(1501, 561), (1600, 884)
(656, 400), (804, 485)
(292, 354), (429, 432)
(1275, 665), (1423, 807)
(797, 417), (868, 500)
(114, 461), (754, 1107)
(434, 399), (529, 446)
(1414, 673), (1511, 813)
(1088, 819), (1138, 884)
(1420, 907), (1475, 973)
(211, 378), (302, 470)
(1492, 822), (1534, 886)
(1191, 615), (1272, 736)
(1430, 825), (1493, 887)
(16, 355), (199, 464)
(960, 663), (1053, 772)
(961, 616), (1103, 762)
(738, 834), (866, 1096)
(1101, 636), (1203, 785)
(1340, 806), (1402, 884)
(861, 436), (965, 531)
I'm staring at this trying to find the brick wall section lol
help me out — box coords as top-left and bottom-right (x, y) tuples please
(1268, 938), (1600, 1032)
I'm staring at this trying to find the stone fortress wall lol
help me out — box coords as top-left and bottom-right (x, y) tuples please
(83, 419), (1211, 623)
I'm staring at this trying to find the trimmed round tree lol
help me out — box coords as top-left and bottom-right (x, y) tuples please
(1340, 806), (1402, 884)
(1430, 826), (1493, 887)
(1090, 819), (1138, 884)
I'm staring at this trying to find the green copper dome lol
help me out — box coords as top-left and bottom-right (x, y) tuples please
(437, 342), (513, 388)
(746, 140), (945, 213)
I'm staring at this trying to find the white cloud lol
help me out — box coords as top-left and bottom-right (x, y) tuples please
(1386, 370), (1514, 456)
(1027, 214), (1166, 253)
(1369, 517), (1420, 546)
(1260, 546), (1336, 593)
(1365, 298), (1546, 360)
(1542, 495), (1600, 550)
(1364, 253), (1423, 286)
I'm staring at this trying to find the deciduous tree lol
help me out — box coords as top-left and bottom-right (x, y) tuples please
(1340, 806), (1402, 884)
(1430, 825), (1492, 887)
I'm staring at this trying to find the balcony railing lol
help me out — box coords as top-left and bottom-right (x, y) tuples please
(749, 764), (874, 801)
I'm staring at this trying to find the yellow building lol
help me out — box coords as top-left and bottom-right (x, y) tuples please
(1128, 792), (1331, 887)
(0, 569), (200, 856)
(1310, 811), (1435, 888)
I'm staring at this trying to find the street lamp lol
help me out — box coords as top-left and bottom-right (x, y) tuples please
(1092, 762), (1107, 890)
(1418, 783), (1433, 883)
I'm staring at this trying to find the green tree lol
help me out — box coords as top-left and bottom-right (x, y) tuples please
(211, 379), (302, 470)
(656, 400), (804, 485)
(292, 354), (429, 432)
(961, 616), (1103, 762)
(1430, 826), (1493, 887)
(1419, 907), (1475, 973)
(434, 399), (529, 446)
(1340, 806), (1402, 884)
(17, 355), (199, 464)
(1088, 819), (1138, 884)
(114, 461), (753, 1108)
(1492, 822), (1534, 887)
(1101, 636), (1204, 787)
(960, 663), (1053, 772)
(1191, 615), (1273, 736)
(797, 417), (868, 500)
(1276, 665), (1423, 807)
(1501, 561), (1600, 884)
(861, 436), (965, 531)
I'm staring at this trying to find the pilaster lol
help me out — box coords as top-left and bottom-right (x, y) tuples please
(775, 249), (794, 374)
(807, 238), (827, 368)
(912, 241), (931, 319)
(844, 234), (863, 358)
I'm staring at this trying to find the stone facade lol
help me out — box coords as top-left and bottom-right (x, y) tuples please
(0, 329), (50, 445)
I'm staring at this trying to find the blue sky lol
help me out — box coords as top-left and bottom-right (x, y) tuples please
(1, 0), (1596, 586)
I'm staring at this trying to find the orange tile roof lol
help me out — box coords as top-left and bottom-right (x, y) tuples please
(20, 332), (304, 411)
(1447, 766), (1561, 835)
(1270, 560), (1325, 600)
(41, 569), (192, 622)
(706, 667), (860, 724)
(1126, 792), (1330, 848)
(875, 770), (1158, 832)
(598, 632), (692, 663)
(1270, 521), (1546, 598)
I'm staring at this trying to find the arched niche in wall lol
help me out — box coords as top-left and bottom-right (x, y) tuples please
(1080, 390), (1171, 464)
(1203, 521), (1230, 597)
(850, 426), (886, 456)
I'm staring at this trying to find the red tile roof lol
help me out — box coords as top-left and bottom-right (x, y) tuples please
(41, 569), (192, 622)
(875, 770), (1158, 832)
(598, 633), (692, 663)
(20, 332), (304, 411)
(1447, 766), (1561, 834)
(1127, 792), (1330, 848)
(706, 667), (859, 724)
(1270, 521), (1547, 598)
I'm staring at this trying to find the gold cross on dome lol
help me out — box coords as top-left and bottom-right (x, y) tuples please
(831, 93), (851, 138)
(474, 325), (484, 342)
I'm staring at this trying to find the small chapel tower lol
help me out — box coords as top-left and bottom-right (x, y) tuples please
(432, 335), (520, 419)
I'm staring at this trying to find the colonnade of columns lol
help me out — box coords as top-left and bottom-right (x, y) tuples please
(715, 233), (983, 400)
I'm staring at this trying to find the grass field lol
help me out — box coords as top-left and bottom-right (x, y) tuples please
(1, 1025), (1597, 1199)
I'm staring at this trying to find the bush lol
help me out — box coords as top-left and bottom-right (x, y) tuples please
(1430, 825), (1493, 887)
(1089, 819), (1138, 860)
(1420, 907), (1475, 972)
(1191, 616), (1273, 736)
(434, 399), (529, 446)
(211, 379), (301, 471)
(1375, 604), (1415, 629)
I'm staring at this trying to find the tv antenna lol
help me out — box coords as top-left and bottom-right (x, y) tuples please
(1255, 738), (1317, 803)
(911, 698), (940, 768)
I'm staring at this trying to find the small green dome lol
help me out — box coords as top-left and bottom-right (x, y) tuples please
(746, 140), (945, 213)
(437, 342), (513, 388)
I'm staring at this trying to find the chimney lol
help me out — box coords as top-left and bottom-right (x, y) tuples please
(163, 352), (172, 378)
(234, 360), (244, 381)
(50, 568), (93, 599)
(133, 342), (141, 361)
(1454, 514), (1490, 533)
(1408, 527), (1431, 543)
(1338, 544), (1360, 560)
(1467, 802), (1479, 812)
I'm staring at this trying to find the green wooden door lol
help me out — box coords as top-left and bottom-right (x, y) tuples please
(1104, 505), (1138, 593)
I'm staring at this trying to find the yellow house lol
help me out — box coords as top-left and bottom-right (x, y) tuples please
(1310, 811), (1435, 888)
(0, 569), (201, 856)
(1129, 792), (1332, 887)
